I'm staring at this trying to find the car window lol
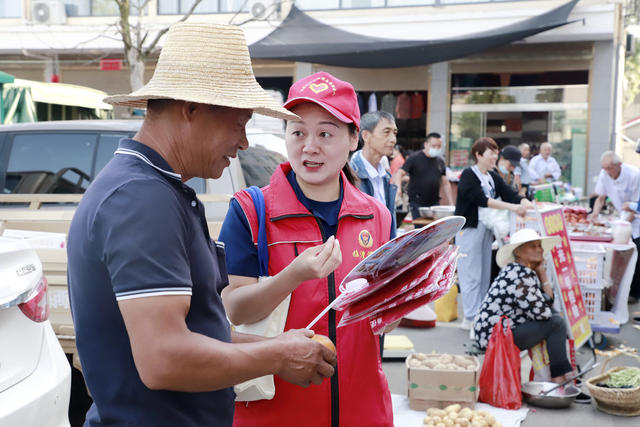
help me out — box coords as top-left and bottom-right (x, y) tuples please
(238, 146), (287, 188)
(95, 133), (129, 175)
(5, 133), (97, 194)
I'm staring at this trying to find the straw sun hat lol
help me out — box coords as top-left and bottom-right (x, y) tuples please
(104, 23), (297, 121)
(496, 228), (561, 268)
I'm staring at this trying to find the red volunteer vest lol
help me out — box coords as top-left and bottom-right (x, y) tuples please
(232, 163), (393, 427)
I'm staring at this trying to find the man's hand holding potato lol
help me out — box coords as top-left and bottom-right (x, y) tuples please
(274, 329), (336, 387)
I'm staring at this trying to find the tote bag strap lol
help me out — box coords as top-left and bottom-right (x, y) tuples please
(246, 186), (269, 277)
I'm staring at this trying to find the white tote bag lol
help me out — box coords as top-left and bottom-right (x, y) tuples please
(233, 289), (291, 401)
(232, 186), (291, 401)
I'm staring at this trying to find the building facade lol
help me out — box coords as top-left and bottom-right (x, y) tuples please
(0, 0), (625, 192)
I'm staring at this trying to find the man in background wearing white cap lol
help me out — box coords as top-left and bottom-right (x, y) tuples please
(67, 23), (335, 426)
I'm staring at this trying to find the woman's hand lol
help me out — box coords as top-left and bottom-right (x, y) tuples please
(512, 204), (527, 217)
(520, 198), (535, 209)
(286, 236), (343, 283)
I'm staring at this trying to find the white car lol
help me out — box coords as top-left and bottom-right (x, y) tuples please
(0, 239), (71, 427)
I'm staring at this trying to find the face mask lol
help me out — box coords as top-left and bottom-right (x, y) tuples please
(428, 148), (442, 158)
(498, 164), (509, 175)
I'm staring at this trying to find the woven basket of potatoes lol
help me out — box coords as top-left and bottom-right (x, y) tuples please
(408, 352), (478, 371)
(423, 404), (502, 427)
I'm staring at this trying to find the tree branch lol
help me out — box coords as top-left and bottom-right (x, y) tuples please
(142, 0), (204, 57)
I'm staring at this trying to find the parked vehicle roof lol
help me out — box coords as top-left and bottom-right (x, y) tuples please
(0, 120), (143, 133)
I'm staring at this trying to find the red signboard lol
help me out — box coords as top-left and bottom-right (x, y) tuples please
(100, 59), (123, 71)
(538, 206), (592, 348)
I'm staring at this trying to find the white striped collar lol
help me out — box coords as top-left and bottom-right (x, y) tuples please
(115, 147), (182, 181)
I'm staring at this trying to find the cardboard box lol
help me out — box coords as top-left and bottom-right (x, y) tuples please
(406, 353), (480, 411)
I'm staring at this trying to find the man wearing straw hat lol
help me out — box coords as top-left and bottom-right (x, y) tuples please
(67, 23), (336, 426)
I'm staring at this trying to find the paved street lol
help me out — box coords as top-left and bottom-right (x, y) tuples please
(382, 300), (640, 427)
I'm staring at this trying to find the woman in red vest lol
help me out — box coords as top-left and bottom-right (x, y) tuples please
(218, 72), (394, 427)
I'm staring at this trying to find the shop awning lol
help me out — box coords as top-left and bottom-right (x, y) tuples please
(0, 71), (14, 84)
(7, 79), (112, 110)
(250, 0), (580, 68)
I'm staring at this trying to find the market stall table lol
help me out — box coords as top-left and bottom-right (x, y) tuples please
(569, 239), (637, 326)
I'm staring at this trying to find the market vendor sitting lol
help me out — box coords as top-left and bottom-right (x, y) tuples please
(472, 228), (574, 384)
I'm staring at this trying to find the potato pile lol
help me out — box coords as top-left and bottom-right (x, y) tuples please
(423, 404), (502, 427)
(409, 352), (477, 371)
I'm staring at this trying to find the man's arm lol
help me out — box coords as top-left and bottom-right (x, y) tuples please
(551, 158), (561, 180)
(440, 175), (454, 205)
(118, 295), (336, 392)
(590, 194), (607, 218)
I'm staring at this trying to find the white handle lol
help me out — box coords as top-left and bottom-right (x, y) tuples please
(305, 294), (345, 330)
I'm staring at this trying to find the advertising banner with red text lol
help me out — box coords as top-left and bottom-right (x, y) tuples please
(538, 206), (592, 348)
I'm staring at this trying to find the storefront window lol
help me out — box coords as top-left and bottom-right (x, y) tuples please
(158, 0), (250, 13)
(63, 0), (147, 16)
(296, 0), (533, 10)
(449, 85), (588, 189)
(0, 2), (21, 18)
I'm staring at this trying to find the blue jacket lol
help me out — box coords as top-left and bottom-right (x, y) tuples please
(350, 150), (398, 233)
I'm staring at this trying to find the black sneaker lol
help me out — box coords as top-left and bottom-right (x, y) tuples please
(574, 392), (591, 404)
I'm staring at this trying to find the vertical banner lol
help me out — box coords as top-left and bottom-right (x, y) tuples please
(538, 206), (592, 348)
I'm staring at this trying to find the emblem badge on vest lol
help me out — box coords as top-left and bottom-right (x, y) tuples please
(358, 230), (373, 248)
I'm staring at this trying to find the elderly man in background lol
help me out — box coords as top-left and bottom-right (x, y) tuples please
(529, 142), (561, 184)
(592, 151), (640, 303)
(350, 110), (399, 237)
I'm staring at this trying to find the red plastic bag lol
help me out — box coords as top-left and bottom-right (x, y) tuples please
(478, 316), (522, 409)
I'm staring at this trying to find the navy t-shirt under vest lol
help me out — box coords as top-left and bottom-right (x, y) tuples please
(67, 139), (234, 426)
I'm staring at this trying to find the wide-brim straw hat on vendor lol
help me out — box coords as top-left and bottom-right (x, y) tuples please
(496, 228), (561, 268)
(103, 22), (297, 121)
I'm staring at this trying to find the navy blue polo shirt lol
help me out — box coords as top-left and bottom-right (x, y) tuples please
(67, 139), (234, 426)
(219, 170), (343, 277)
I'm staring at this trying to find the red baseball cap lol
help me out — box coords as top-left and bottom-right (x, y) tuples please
(283, 71), (360, 131)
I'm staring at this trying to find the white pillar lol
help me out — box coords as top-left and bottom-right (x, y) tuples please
(588, 40), (620, 193)
(428, 62), (450, 150)
(294, 62), (313, 81)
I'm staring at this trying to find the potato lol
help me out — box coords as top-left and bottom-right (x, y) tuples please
(477, 410), (490, 418)
(436, 423), (446, 427)
(440, 354), (453, 363)
(454, 355), (470, 366)
(409, 359), (422, 368)
(427, 408), (447, 418)
(424, 416), (433, 423)
(459, 408), (473, 420)
(484, 414), (496, 425)
(443, 417), (454, 427)
(456, 419), (470, 427)
(423, 360), (437, 369)
(414, 352), (427, 361)
(471, 420), (486, 427)
(445, 404), (461, 413)
(311, 334), (336, 353)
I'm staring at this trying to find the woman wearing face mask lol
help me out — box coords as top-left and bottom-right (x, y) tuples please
(218, 72), (394, 427)
(454, 137), (533, 331)
(495, 145), (522, 191)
